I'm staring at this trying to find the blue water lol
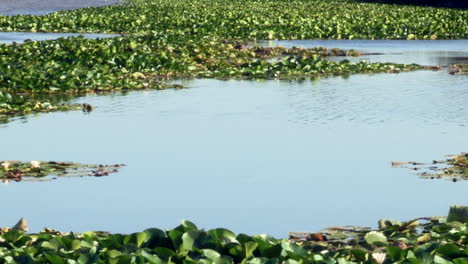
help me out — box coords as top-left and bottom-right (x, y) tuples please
(0, 41), (467, 237)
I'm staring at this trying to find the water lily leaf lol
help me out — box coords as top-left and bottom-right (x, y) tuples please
(41, 240), (60, 250)
(208, 228), (239, 246)
(202, 249), (221, 261)
(107, 249), (122, 259)
(181, 230), (210, 251)
(141, 249), (165, 264)
(182, 220), (198, 231)
(364, 231), (387, 246)
(45, 254), (66, 264)
(438, 244), (461, 258)
(386, 247), (404, 261)
(454, 258), (468, 264)
(154, 247), (176, 258)
(434, 255), (455, 264)
(280, 240), (307, 258)
(245, 242), (258, 258)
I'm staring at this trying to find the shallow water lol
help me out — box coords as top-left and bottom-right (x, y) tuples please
(0, 32), (119, 44)
(1, 67), (467, 237)
(260, 39), (468, 65)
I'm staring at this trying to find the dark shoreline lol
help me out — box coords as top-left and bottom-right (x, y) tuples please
(0, 0), (120, 16)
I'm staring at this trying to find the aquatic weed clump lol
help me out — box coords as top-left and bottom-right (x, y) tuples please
(0, 218), (466, 263)
(0, 0), (466, 39)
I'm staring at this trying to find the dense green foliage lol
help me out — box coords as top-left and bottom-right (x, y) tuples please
(352, 0), (468, 9)
(0, 219), (466, 264)
(1, 0), (467, 39)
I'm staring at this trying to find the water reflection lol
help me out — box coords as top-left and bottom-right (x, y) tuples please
(260, 40), (468, 65)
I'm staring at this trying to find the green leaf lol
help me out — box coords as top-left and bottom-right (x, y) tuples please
(154, 247), (177, 258)
(386, 247), (404, 261)
(364, 231), (387, 245)
(434, 255), (454, 264)
(41, 240), (60, 250)
(136, 232), (147, 247)
(280, 240), (307, 258)
(438, 244), (461, 258)
(141, 249), (165, 264)
(454, 258), (468, 264)
(244, 242), (258, 258)
(181, 230), (210, 251)
(107, 249), (122, 259)
(45, 254), (66, 264)
(181, 220), (198, 231)
(202, 249), (221, 261)
(208, 228), (239, 246)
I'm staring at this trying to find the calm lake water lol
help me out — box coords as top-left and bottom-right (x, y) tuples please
(0, 40), (467, 237)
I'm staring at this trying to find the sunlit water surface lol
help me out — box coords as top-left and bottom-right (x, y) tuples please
(0, 41), (467, 237)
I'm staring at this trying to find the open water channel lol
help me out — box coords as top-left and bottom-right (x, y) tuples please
(0, 29), (467, 236)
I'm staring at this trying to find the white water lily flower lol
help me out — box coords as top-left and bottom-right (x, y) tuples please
(372, 252), (386, 264)
(30, 160), (41, 168)
(1, 161), (11, 170)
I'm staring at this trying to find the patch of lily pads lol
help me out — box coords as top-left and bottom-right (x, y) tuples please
(0, 214), (466, 264)
(0, 0), (465, 120)
(392, 153), (468, 182)
(0, 160), (125, 183)
(0, 0), (466, 39)
(0, 34), (427, 120)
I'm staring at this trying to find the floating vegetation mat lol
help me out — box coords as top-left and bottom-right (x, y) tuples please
(449, 64), (468, 75)
(0, 0), (466, 39)
(1, 0), (465, 120)
(0, 160), (125, 183)
(392, 153), (468, 182)
(0, 217), (466, 263)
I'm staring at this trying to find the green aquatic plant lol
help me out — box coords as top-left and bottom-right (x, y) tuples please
(0, 217), (466, 263)
(0, 160), (125, 183)
(0, 33), (425, 120)
(0, 0), (464, 120)
(0, 0), (466, 39)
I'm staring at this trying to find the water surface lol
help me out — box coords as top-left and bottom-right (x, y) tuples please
(261, 39), (468, 65)
(0, 69), (467, 237)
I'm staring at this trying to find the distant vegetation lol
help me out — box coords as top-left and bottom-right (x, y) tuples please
(352, 0), (468, 8)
